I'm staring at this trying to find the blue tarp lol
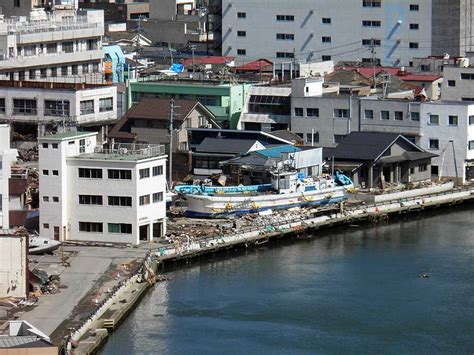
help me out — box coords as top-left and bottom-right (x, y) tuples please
(170, 64), (184, 73)
(255, 145), (301, 158)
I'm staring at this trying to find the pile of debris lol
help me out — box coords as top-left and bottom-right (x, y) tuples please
(17, 144), (38, 162)
(29, 269), (65, 297)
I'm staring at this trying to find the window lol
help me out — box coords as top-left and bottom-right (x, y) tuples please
(53, 196), (59, 202)
(410, 4), (419, 11)
(410, 112), (420, 121)
(322, 36), (332, 43)
(460, 73), (474, 80)
(448, 80), (456, 87)
(420, 64), (430, 72)
(108, 223), (132, 234)
(79, 222), (103, 233)
(52, 143), (58, 149)
(448, 115), (458, 126)
(294, 107), (303, 117)
(42, 169), (48, 175)
(42, 143), (48, 149)
(409, 23), (419, 30)
(92, 63), (99, 73)
(14, 0), (20, 7)
(322, 18), (331, 24)
(306, 132), (319, 143)
(18, 71), (25, 81)
(152, 165), (163, 176)
(276, 15), (294, 21)
(431, 165), (439, 175)
(237, 12), (246, 18)
(82, 64), (89, 74)
(87, 39), (98, 50)
(51, 67), (57, 77)
(0, 98), (5, 113)
(334, 109), (349, 118)
(362, 39), (381, 46)
(306, 108), (319, 117)
(139, 168), (150, 179)
(276, 52), (294, 58)
(469, 141), (474, 150)
(79, 139), (85, 153)
(469, 115), (474, 125)
(380, 111), (389, 120)
(13, 99), (37, 115)
(43, 196), (49, 202)
(80, 100), (94, 115)
(237, 30), (246, 37)
(139, 194), (150, 205)
(462, 97), (474, 101)
(72, 65), (78, 75)
(364, 110), (374, 119)
(410, 167), (415, 175)
(237, 49), (246, 55)
(394, 111), (403, 121)
(409, 42), (419, 49)
(428, 114), (439, 125)
(153, 192), (164, 203)
(429, 139), (439, 150)
(62, 41), (73, 53)
(40, 68), (47, 78)
(46, 43), (57, 53)
(78, 168), (102, 179)
(418, 163), (427, 172)
(29, 69), (36, 79)
(362, 20), (381, 27)
(276, 33), (295, 40)
(61, 66), (68, 76)
(363, 0), (381, 7)
(322, 55), (332, 61)
(99, 97), (113, 112)
(108, 196), (132, 207)
(334, 134), (346, 144)
(52, 170), (58, 175)
(79, 195), (103, 205)
(43, 223), (49, 229)
(44, 100), (70, 116)
(108, 169), (132, 180)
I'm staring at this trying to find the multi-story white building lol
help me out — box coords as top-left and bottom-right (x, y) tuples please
(0, 9), (105, 84)
(38, 131), (167, 245)
(222, 0), (474, 66)
(441, 59), (474, 101)
(0, 124), (18, 229)
(0, 80), (117, 138)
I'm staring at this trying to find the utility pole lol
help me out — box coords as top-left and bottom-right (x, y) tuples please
(168, 99), (180, 189)
(190, 44), (196, 77)
(134, 16), (143, 80)
(370, 38), (377, 88)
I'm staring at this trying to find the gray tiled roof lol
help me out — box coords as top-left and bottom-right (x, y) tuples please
(195, 138), (260, 154)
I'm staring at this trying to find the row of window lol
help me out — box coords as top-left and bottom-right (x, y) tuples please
(139, 192), (164, 205)
(0, 97), (113, 116)
(363, 1), (419, 11)
(43, 196), (59, 202)
(78, 166), (163, 180)
(78, 222), (132, 234)
(427, 114), (474, 126)
(42, 169), (59, 176)
(293, 108), (424, 122)
(6, 63), (101, 81)
(16, 39), (99, 57)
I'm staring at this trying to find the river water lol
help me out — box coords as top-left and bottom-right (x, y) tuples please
(102, 208), (474, 354)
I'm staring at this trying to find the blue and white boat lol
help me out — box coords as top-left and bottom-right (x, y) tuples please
(178, 171), (353, 218)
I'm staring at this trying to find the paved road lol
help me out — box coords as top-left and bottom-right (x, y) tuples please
(23, 246), (148, 336)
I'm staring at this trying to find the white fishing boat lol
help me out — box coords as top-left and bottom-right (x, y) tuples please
(179, 171), (353, 218)
(29, 234), (62, 255)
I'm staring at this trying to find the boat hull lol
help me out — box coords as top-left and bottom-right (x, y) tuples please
(183, 186), (350, 218)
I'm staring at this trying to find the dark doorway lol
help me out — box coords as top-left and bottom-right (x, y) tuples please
(139, 224), (149, 241)
(53, 226), (60, 241)
(153, 222), (163, 240)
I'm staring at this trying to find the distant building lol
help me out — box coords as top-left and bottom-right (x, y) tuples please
(79, 1), (149, 22)
(38, 131), (167, 245)
(0, 231), (28, 299)
(221, 0), (474, 65)
(0, 9), (105, 84)
(441, 60), (474, 101)
(0, 320), (57, 354)
(0, 80), (117, 139)
(0, 124), (19, 229)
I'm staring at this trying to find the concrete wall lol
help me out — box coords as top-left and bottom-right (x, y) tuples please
(0, 235), (27, 298)
(222, 0), (433, 65)
(0, 124), (17, 229)
(442, 65), (474, 101)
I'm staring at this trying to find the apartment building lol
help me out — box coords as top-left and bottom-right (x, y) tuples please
(0, 124), (18, 229)
(38, 131), (167, 245)
(222, 0), (474, 65)
(441, 59), (474, 101)
(0, 9), (105, 84)
(0, 80), (117, 138)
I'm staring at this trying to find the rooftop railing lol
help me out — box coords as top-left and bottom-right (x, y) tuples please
(5, 15), (100, 35)
(93, 143), (166, 159)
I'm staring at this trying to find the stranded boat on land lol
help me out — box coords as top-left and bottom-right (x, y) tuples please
(29, 235), (62, 255)
(176, 171), (353, 218)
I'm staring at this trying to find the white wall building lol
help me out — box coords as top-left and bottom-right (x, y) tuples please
(441, 60), (474, 101)
(0, 80), (117, 137)
(0, 232), (28, 299)
(222, 0), (474, 66)
(0, 124), (18, 229)
(0, 9), (105, 84)
(38, 131), (167, 245)
(419, 101), (474, 184)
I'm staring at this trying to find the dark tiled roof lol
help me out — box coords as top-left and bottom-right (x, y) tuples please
(195, 137), (260, 154)
(267, 130), (304, 144)
(330, 132), (408, 161)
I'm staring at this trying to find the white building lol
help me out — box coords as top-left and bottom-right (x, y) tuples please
(222, 0), (474, 66)
(419, 101), (474, 184)
(0, 124), (18, 229)
(38, 131), (167, 245)
(0, 9), (105, 84)
(0, 80), (117, 138)
(0, 231), (28, 299)
(441, 59), (474, 101)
